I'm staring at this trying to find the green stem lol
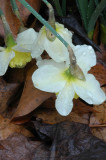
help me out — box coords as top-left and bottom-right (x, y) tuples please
(18, 0), (68, 47)
(0, 9), (11, 36)
(0, 8), (3, 16)
(10, 0), (24, 27)
(0, 8), (16, 48)
(42, 0), (55, 28)
(42, 0), (49, 5)
(53, 0), (63, 16)
(62, 0), (66, 16)
(42, 0), (56, 41)
(10, 0), (18, 11)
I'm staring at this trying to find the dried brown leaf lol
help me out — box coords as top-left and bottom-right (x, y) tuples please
(93, 21), (99, 44)
(0, 133), (44, 160)
(34, 108), (89, 124)
(34, 94), (97, 125)
(33, 121), (106, 160)
(96, 43), (106, 68)
(0, 78), (19, 113)
(12, 66), (53, 120)
(89, 64), (106, 86)
(0, 115), (33, 140)
(89, 87), (106, 142)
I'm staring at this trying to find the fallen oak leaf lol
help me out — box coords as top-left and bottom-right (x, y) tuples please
(0, 115), (33, 140)
(72, 98), (99, 114)
(34, 107), (89, 124)
(0, 133), (45, 160)
(4, 59), (37, 84)
(93, 21), (99, 44)
(89, 64), (106, 86)
(33, 90), (98, 124)
(12, 65), (53, 121)
(96, 43), (106, 68)
(4, 67), (26, 83)
(0, 77), (19, 114)
(89, 87), (106, 142)
(33, 121), (106, 160)
(0, 144), (5, 150)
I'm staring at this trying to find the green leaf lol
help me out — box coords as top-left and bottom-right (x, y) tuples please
(100, 14), (106, 26)
(62, 0), (66, 16)
(102, 8), (106, 21)
(94, 0), (99, 6)
(88, 0), (106, 34)
(100, 24), (106, 44)
(53, 0), (63, 16)
(76, 0), (88, 32)
(87, 0), (95, 24)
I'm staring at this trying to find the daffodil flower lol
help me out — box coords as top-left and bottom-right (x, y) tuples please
(32, 44), (106, 116)
(31, 22), (73, 62)
(0, 28), (37, 76)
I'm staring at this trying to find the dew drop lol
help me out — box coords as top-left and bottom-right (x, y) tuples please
(88, 46), (92, 50)
(83, 52), (86, 56)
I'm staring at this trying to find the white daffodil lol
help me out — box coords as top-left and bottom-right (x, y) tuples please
(32, 44), (106, 116)
(31, 22), (73, 62)
(0, 28), (37, 76)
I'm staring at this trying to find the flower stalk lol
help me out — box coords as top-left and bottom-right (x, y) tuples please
(0, 8), (16, 48)
(10, 0), (25, 31)
(0, 9), (11, 36)
(42, 0), (56, 41)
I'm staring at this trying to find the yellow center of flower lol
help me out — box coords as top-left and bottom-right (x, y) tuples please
(9, 50), (32, 68)
(62, 67), (79, 99)
(63, 68), (76, 82)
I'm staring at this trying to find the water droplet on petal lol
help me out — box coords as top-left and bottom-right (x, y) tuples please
(88, 46), (92, 50)
(83, 52), (86, 56)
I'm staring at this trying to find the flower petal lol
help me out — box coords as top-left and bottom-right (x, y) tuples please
(32, 60), (66, 93)
(44, 23), (73, 62)
(12, 45), (30, 53)
(73, 45), (96, 74)
(37, 59), (67, 68)
(0, 47), (5, 52)
(16, 28), (38, 51)
(0, 50), (15, 76)
(31, 27), (45, 58)
(56, 83), (75, 116)
(73, 74), (106, 105)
